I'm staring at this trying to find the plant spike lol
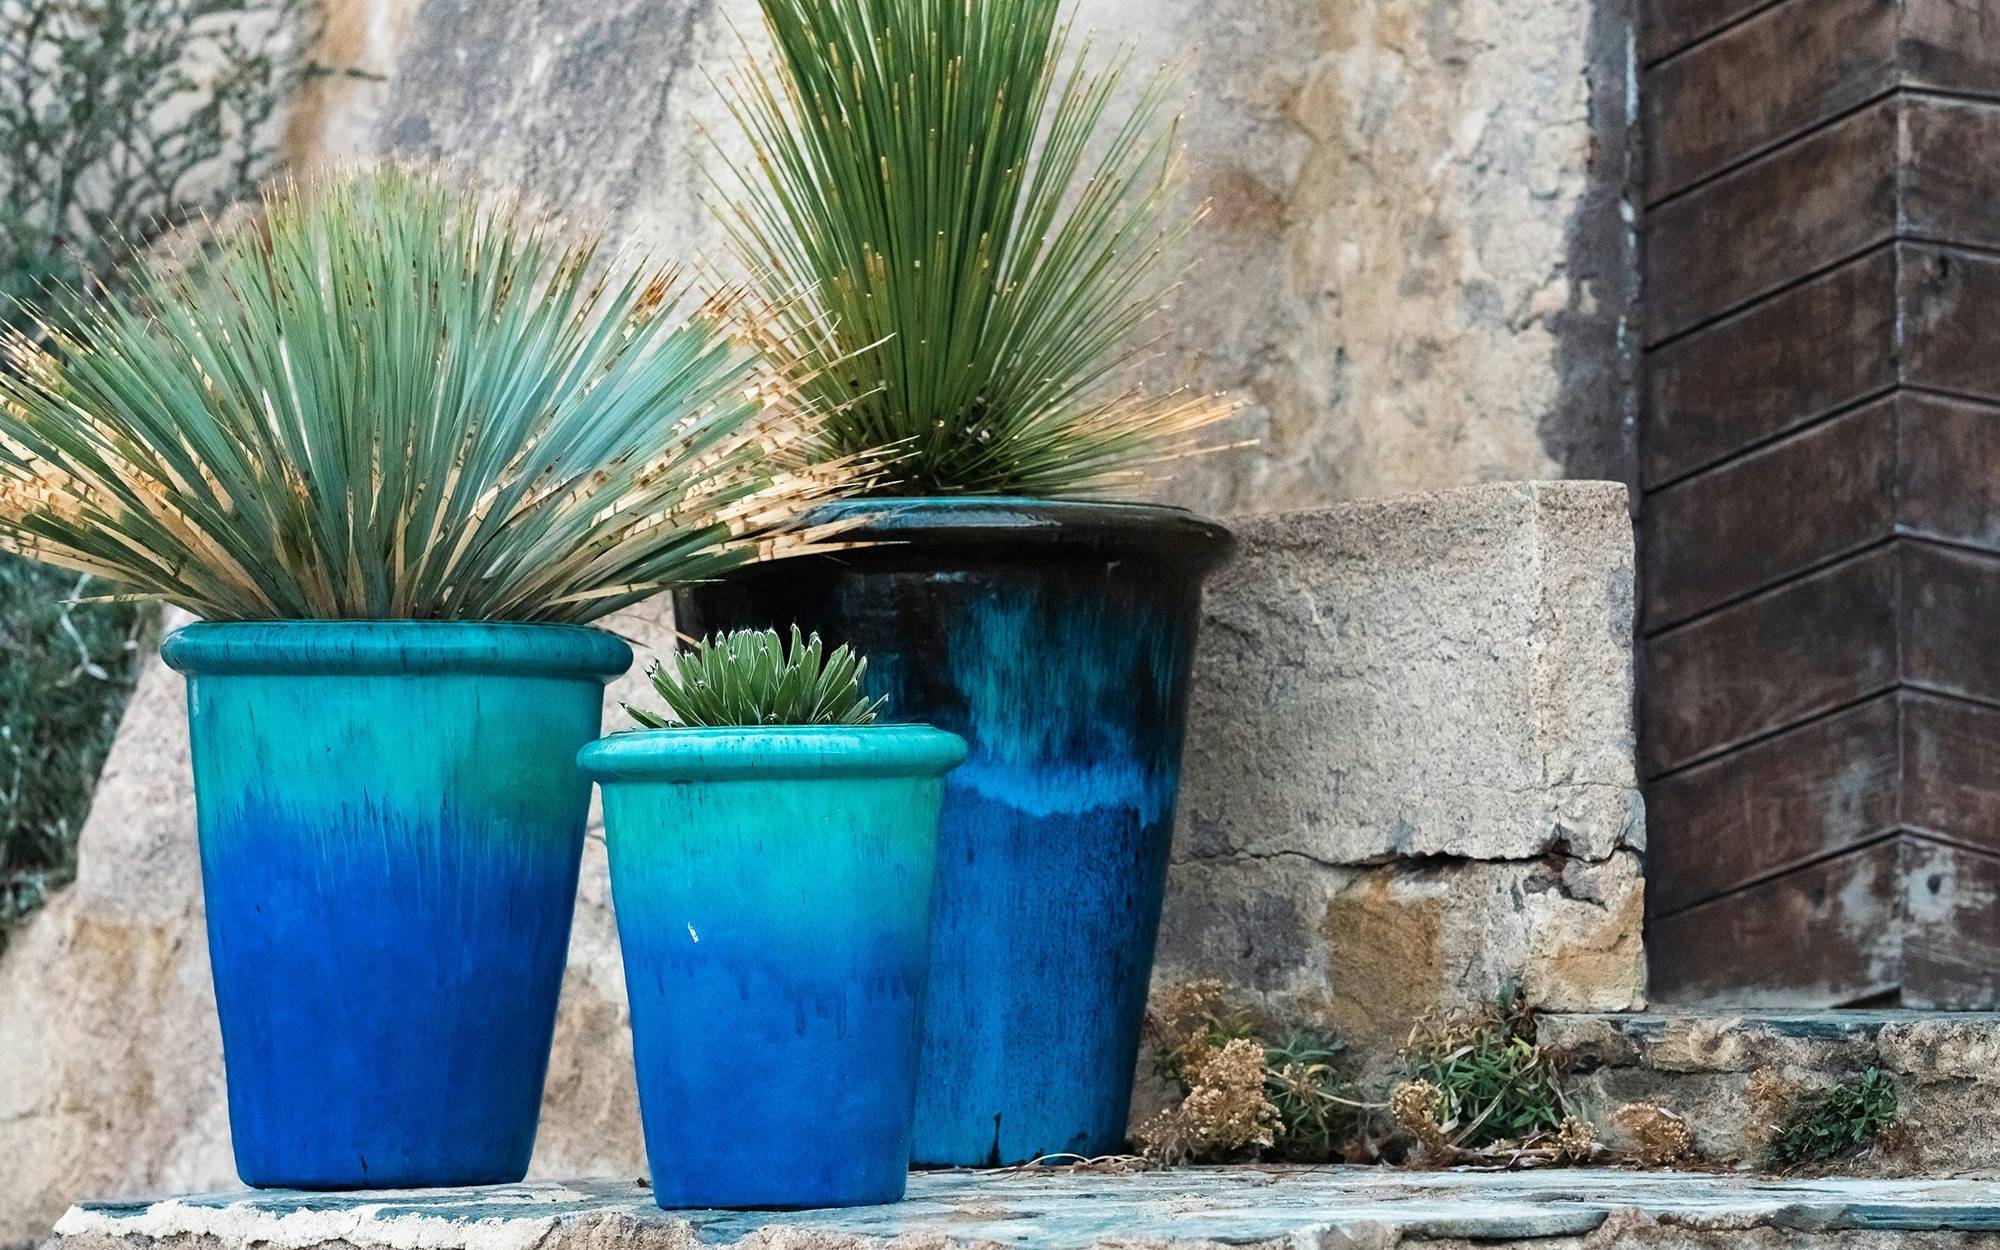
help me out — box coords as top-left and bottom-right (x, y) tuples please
(715, 0), (1239, 498)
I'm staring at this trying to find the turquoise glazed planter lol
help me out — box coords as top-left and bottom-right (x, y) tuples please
(580, 725), (966, 1209)
(162, 621), (631, 1190)
(674, 499), (1234, 1166)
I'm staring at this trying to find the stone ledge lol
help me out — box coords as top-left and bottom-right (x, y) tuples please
(51, 1171), (2000, 1250)
(1543, 1012), (2000, 1173)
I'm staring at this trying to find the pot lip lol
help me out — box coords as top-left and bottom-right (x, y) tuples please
(161, 620), (634, 680)
(798, 496), (1235, 567)
(578, 723), (968, 783)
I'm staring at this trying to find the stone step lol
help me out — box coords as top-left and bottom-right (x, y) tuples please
(51, 1170), (2000, 1250)
(1541, 1011), (2000, 1173)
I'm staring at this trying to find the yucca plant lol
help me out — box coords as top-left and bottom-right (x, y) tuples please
(630, 625), (884, 728)
(716, 0), (1236, 497)
(0, 166), (859, 623)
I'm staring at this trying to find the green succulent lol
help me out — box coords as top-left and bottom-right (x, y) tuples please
(716, 0), (1235, 497)
(629, 626), (886, 728)
(0, 166), (858, 623)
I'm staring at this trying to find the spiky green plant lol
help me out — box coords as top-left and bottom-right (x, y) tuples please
(1398, 1007), (1572, 1152)
(1765, 1069), (1898, 1169)
(629, 626), (885, 728)
(0, 167), (862, 623)
(716, 0), (1235, 497)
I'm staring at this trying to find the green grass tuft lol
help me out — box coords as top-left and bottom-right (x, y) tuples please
(1398, 1006), (1571, 1152)
(629, 626), (886, 728)
(1765, 1069), (1898, 1169)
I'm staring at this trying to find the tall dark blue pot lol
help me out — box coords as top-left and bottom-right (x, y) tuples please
(162, 621), (631, 1189)
(675, 498), (1234, 1166)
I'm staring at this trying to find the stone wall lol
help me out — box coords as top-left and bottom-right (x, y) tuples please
(289, 0), (1637, 515)
(1158, 481), (1646, 1053)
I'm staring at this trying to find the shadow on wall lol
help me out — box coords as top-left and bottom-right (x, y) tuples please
(1544, 0), (1640, 501)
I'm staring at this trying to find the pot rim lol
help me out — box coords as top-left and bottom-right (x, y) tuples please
(161, 620), (633, 680)
(797, 496), (1235, 571)
(579, 723), (968, 783)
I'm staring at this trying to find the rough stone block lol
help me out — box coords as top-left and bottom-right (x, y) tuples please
(1544, 1011), (2000, 1174)
(1177, 480), (1641, 868)
(1158, 482), (1647, 1048)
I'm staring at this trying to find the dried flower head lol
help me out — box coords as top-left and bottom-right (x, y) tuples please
(1389, 1079), (1454, 1155)
(1134, 1037), (1278, 1166)
(1552, 1115), (1600, 1163)
(1614, 1103), (1694, 1167)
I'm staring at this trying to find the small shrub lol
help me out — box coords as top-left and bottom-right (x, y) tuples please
(1389, 996), (1597, 1163)
(629, 627), (885, 729)
(1764, 1069), (1898, 1169)
(0, 566), (145, 928)
(1263, 1032), (1356, 1163)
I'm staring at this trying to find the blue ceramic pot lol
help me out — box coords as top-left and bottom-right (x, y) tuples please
(674, 499), (1235, 1166)
(162, 621), (631, 1189)
(580, 725), (966, 1208)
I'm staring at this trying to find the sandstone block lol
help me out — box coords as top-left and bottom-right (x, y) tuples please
(1156, 483), (1647, 1051)
(1176, 481), (1641, 869)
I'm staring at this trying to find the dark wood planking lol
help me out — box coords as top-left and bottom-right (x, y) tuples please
(1900, 540), (2000, 704)
(1901, 245), (2000, 402)
(1646, 98), (1898, 342)
(1644, 0), (1896, 201)
(1642, 547), (1899, 776)
(1903, 693), (2000, 856)
(1642, 400), (1895, 628)
(1903, 96), (2000, 246)
(1643, 247), (1897, 486)
(1645, 694), (1900, 917)
(1897, 390), (2000, 547)
(1902, 0), (2000, 94)
(1647, 0), (2000, 87)
(1900, 837), (2000, 1008)
(1641, 0), (1782, 65)
(1638, 4), (2000, 1009)
(1648, 838), (1902, 1006)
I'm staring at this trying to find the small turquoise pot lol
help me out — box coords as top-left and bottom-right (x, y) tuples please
(162, 621), (631, 1190)
(675, 498), (1234, 1166)
(580, 725), (966, 1210)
